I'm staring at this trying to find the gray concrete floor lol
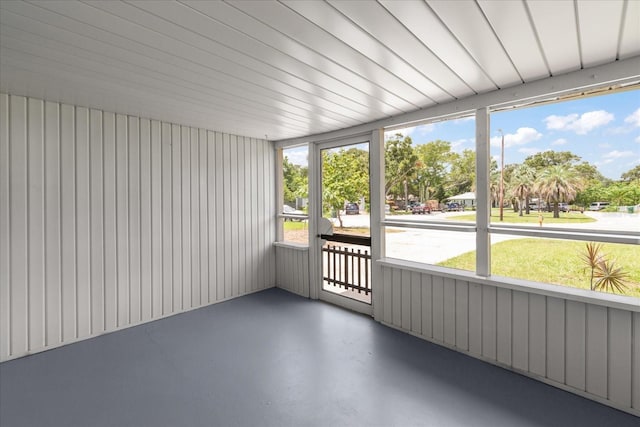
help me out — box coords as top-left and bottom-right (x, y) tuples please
(1, 288), (637, 427)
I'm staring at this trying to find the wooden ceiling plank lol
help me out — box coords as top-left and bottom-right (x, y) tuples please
(427, 0), (522, 88)
(478, 0), (549, 82)
(526, 0), (581, 75)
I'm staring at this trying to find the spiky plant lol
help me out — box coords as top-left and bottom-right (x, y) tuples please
(580, 242), (604, 290)
(593, 259), (629, 294)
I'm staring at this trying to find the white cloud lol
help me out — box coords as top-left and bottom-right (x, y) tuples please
(598, 143), (612, 148)
(635, 135), (640, 143)
(603, 150), (633, 159)
(544, 110), (614, 134)
(624, 108), (640, 127)
(552, 138), (568, 146)
(490, 127), (542, 148)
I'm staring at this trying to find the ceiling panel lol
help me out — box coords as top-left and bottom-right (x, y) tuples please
(0, 0), (636, 141)
(526, 0), (582, 75)
(620, 0), (640, 59)
(478, 0), (549, 82)
(328, 0), (472, 98)
(379, 0), (497, 94)
(577, 0), (625, 67)
(427, 0), (523, 88)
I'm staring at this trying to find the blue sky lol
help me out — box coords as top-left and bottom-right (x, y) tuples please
(285, 89), (640, 180)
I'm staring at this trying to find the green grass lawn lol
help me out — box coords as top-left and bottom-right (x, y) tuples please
(453, 209), (596, 224)
(438, 238), (640, 298)
(283, 220), (308, 231)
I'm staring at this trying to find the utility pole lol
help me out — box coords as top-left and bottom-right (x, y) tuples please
(498, 129), (505, 222)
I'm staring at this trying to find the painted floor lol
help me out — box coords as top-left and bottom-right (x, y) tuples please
(1, 288), (637, 427)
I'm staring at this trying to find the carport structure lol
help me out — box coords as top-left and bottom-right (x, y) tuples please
(1, 1), (639, 425)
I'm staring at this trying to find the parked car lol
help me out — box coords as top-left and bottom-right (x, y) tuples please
(345, 203), (360, 215)
(283, 204), (305, 221)
(443, 202), (463, 212)
(557, 203), (570, 212)
(589, 201), (610, 211)
(411, 203), (430, 214)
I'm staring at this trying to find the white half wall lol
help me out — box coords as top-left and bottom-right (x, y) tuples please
(0, 93), (276, 362)
(378, 259), (640, 416)
(275, 243), (310, 298)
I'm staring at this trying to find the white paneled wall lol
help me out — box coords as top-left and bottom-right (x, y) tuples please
(0, 93), (276, 362)
(275, 243), (310, 298)
(378, 262), (640, 415)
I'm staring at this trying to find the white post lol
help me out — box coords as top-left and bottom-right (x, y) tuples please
(475, 108), (491, 277)
(275, 148), (284, 242)
(370, 128), (385, 320)
(307, 143), (320, 300)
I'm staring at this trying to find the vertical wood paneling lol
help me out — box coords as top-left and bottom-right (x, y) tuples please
(1, 94), (275, 362)
(190, 128), (200, 307)
(383, 266), (392, 324)
(236, 138), (246, 296)
(468, 282), (482, 355)
(116, 114), (129, 327)
(251, 138), (259, 293)
(401, 270), (411, 330)
(10, 95), (28, 354)
(198, 129), (208, 305)
(421, 273), (433, 339)
(512, 290), (529, 371)
(375, 264), (638, 414)
(139, 118), (152, 321)
(586, 304), (608, 398)
(392, 268), (402, 327)
(275, 246), (310, 297)
(76, 107), (91, 338)
(608, 308), (632, 407)
(410, 272), (421, 335)
(215, 132), (225, 301)
(149, 120), (161, 318)
(0, 93), (9, 359)
(432, 276), (444, 341)
(546, 297), (565, 383)
(161, 122), (173, 314)
(481, 285), (496, 360)
(443, 277), (456, 346)
(496, 288), (512, 365)
(207, 130), (217, 302)
(455, 280), (468, 351)
(60, 103), (76, 341)
(103, 112), (117, 330)
(565, 300), (586, 390)
(171, 124), (182, 312)
(27, 98), (45, 350)
(633, 313), (640, 410)
(223, 133), (232, 298)
(128, 116), (141, 323)
(230, 135), (238, 297)
(89, 109), (104, 334)
(180, 126), (191, 310)
(529, 293), (546, 377)
(44, 101), (61, 345)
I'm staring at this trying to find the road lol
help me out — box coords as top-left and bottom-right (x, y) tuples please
(331, 211), (639, 265)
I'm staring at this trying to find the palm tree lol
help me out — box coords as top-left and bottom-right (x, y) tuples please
(534, 165), (583, 218)
(509, 165), (536, 216)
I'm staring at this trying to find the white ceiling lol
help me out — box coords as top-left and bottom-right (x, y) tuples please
(1, 0), (638, 141)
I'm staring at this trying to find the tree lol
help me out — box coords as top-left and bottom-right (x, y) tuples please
(509, 164), (536, 216)
(446, 149), (475, 197)
(322, 147), (369, 228)
(283, 156), (308, 206)
(523, 151), (581, 169)
(621, 165), (640, 182)
(534, 165), (583, 218)
(412, 140), (454, 202)
(385, 134), (417, 199)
